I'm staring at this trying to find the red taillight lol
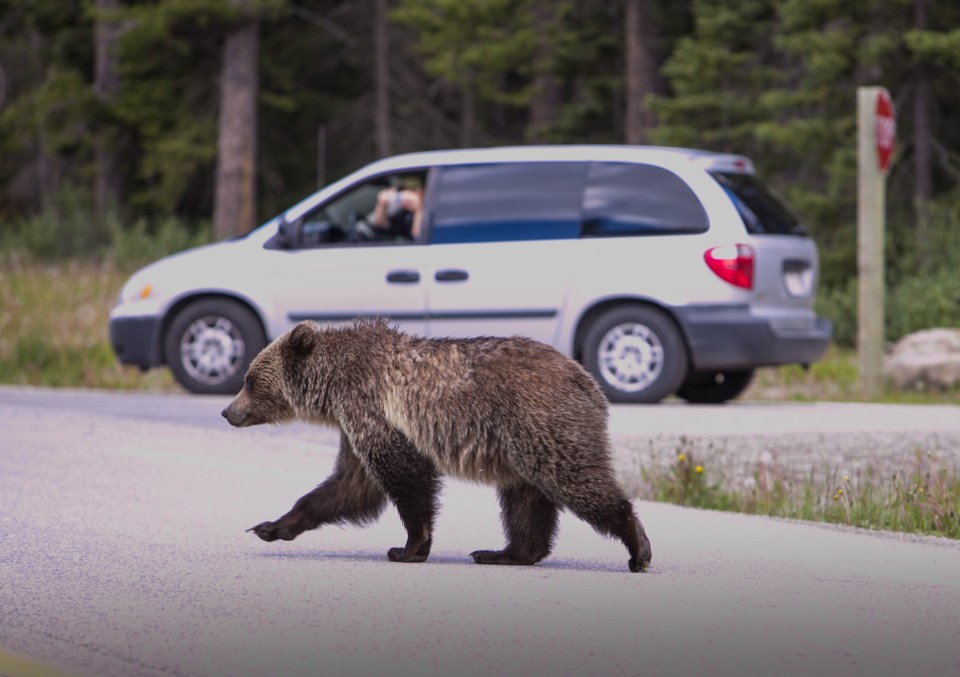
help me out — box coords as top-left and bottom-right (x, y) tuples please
(704, 244), (755, 289)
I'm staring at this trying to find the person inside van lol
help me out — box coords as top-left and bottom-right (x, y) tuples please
(370, 176), (424, 240)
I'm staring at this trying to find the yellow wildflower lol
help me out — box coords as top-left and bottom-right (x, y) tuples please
(694, 465), (704, 474)
(677, 454), (687, 463)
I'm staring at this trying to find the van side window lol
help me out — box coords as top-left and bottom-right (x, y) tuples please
(582, 162), (708, 237)
(430, 162), (587, 244)
(271, 171), (428, 249)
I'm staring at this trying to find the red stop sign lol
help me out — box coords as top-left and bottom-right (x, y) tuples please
(875, 90), (895, 173)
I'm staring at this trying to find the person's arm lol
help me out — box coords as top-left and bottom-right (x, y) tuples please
(403, 191), (424, 239)
(371, 189), (393, 229)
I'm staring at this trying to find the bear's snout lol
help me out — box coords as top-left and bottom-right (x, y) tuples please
(221, 402), (247, 427)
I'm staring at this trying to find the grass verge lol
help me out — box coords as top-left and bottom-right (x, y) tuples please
(744, 345), (960, 404)
(642, 449), (960, 540)
(0, 255), (176, 390)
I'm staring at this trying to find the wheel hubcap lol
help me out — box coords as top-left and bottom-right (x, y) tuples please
(180, 316), (245, 385)
(597, 322), (664, 393)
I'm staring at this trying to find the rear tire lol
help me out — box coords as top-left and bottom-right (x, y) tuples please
(582, 305), (688, 404)
(676, 369), (755, 404)
(164, 299), (266, 395)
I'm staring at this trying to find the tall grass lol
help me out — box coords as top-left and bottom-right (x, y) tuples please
(0, 196), (208, 390)
(643, 448), (960, 540)
(0, 256), (176, 389)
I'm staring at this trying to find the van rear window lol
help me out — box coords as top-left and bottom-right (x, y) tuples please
(711, 172), (807, 236)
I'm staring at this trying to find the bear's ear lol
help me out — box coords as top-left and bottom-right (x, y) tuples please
(284, 321), (318, 360)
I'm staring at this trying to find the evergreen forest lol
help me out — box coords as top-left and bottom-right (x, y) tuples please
(2, 0), (960, 344)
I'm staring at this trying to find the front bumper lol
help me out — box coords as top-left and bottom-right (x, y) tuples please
(109, 316), (164, 370)
(674, 304), (832, 372)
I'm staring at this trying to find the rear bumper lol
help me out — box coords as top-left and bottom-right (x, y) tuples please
(674, 304), (832, 371)
(109, 316), (164, 370)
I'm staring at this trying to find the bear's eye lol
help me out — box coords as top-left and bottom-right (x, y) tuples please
(244, 375), (255, 391)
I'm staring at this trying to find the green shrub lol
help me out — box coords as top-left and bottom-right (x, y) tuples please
(0, 186), (111, 260)
(887, 270), (960, 340)
(817, 194), (960, 347)
(0, 185), (210, 265)
(817, 271), (960, 348)
(815, 276), (857, 347)
(108, 216), (211, 264)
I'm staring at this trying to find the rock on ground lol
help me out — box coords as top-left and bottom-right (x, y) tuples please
(884, 328), (960, 390)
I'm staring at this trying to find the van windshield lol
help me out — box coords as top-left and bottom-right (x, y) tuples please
(711, 172), (807, 236)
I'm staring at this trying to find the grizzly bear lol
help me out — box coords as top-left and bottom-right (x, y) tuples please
(222, 319), (652, 573)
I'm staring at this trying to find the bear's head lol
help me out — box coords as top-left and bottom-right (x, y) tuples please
(221, 321), (324, 428)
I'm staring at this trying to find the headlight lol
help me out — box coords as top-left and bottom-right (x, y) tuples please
(117, 280), (154, 305)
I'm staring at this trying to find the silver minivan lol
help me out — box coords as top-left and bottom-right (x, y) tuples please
(109, 145), (832, 403)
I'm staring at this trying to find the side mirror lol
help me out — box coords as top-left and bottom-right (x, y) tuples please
(276, 217), (297, 249)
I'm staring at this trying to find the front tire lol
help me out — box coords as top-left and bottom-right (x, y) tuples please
(164, 299), (266, 395)
(582, 305), (688, 404)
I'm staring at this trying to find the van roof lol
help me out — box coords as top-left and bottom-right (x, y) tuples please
(366, 145), (756, 175)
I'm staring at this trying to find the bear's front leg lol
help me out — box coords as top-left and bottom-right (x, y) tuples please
(358, 427), (442, 563)
(249, 434), (387, 543)
(248, 520), (293, 542)
(387, 530), (433, 563)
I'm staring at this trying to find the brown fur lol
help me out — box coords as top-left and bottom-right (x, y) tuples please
(222, 319), (652, 572)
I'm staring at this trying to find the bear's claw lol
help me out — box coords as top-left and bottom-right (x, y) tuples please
(248, 522), (281, 542)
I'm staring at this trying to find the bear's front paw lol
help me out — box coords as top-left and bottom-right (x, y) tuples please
(248, 520), (301, 542)
(387, 546), (429, 563)
(248, 521), (282, 542)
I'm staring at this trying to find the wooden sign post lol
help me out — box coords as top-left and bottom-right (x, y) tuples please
(857, 87), (895, 397)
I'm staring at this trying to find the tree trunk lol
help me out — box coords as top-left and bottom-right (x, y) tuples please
(28, 28), (56, 212)
(94, 0), (122, 222)
(214, 7), (259, 239)
(373, 0), (392, 158)
(528, 0), (561, 142)
(913, 0), (932, 268)
(460, 86), (476, 147)
(624, 0), (661, 144)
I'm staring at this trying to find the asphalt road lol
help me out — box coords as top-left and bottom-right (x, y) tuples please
(1, 386), (960, 677)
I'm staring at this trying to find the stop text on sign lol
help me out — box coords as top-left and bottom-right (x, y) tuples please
(875, 90), (895, 173)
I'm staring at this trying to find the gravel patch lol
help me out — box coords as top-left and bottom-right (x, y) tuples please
(611, 430), (960, 499)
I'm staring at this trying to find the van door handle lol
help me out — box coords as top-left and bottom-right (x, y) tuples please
(386, 270), (420, 284)
(435, 269), (469, 282)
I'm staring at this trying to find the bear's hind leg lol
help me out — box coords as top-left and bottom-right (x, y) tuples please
(609, 499), (652, 573)
(566, 491), (652, 573)
(470, 484), (558, 566)
(249, 434), (386, 542)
